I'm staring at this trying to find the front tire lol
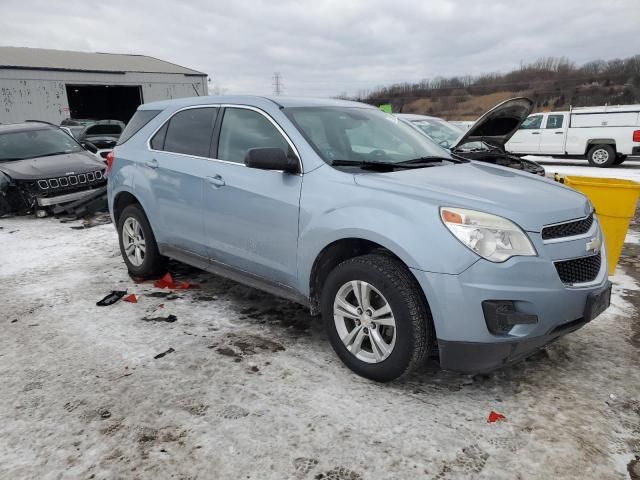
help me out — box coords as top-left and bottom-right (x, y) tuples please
(587, 145), (616, 167)
(320, 254), (432, 382)
(117, 204), (167, 277)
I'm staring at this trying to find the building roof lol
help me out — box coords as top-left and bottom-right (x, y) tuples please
(0, 46), (206, 76)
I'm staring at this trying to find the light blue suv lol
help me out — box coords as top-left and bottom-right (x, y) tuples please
(107, 96), (611, 381)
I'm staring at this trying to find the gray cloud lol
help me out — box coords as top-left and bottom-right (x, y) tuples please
(1, 0), (638, 97)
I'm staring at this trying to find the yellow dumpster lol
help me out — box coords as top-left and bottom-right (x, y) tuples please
(555, 175), (640, 275)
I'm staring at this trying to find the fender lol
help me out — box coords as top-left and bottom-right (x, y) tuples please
(297, 200), (479, 296)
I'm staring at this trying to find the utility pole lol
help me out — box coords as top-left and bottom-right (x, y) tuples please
(272, 72), (283, 96)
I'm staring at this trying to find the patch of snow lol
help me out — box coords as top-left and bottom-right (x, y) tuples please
(1, 216), (639, 479)
(626, 230), (640, 245)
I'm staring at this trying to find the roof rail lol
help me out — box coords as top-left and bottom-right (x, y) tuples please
(25, 120), (58, 126)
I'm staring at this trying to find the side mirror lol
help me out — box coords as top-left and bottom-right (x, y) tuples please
(244, 147), (299, 174)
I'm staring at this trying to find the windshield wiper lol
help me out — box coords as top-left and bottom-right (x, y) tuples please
(31, 150), (78, 159)
(330, 160), (433, 170)
(397, 156), (464, 165)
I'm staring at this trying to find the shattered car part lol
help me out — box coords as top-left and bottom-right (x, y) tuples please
(0, 122), (107, 216)
(96, 291), (127, 306)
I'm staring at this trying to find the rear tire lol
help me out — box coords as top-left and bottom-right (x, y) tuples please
(587, 144), (616, 167)
(613, 154), (627, 166)
(320, 253), (432, 382)
(117, 204), (167, 277)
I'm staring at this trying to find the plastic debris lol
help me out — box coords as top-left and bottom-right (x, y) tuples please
(96, 291), (127, 307)
(154, 347), (175, 359)
(142, 314), (177, 323)
(153, 272), (198, 290)
(487, 411), (506, 423)
(122, 294), (139, 303)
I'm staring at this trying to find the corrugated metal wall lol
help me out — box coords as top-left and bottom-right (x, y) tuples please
(0, 69), (208, 124)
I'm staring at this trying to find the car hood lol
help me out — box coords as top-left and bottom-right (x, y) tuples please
(0, 151), (105, 181)
(451, 97), (533, 150)
(353, 161), (590, 232)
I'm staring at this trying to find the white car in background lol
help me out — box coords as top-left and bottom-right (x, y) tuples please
(449, 120), (474, 131)
(395, 114), (463, 149)
(505, 104), (640, 167)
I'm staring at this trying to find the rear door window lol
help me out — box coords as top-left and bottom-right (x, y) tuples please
(545, 115), (564, 129)
(217, 108), (289, 164)
(163, 108), (218, 157)
(521, 115), (543, 130)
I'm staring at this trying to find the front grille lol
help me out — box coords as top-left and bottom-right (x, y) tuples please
(542, 214), (593, 240)
(555, 253), (601, 285)
(37, 170), (105, 192)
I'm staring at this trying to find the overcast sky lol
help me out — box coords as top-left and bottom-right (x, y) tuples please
(1, 0), (638, 97)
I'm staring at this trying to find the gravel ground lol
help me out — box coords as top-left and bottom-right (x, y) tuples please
(0, 205), (639, 480)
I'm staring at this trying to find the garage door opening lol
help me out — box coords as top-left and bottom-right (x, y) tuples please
(66, 85), (142, 123)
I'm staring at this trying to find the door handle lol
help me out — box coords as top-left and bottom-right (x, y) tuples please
(144, 158), (159, 169)
(531, 132), (540, 135)
(206, 175), (225, 188)
(555, 131), (563, 134)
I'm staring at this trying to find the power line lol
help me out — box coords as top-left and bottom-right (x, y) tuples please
(273, 72), (283, 96)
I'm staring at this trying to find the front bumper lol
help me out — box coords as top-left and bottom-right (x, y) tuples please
(437, 281), (610, 373)
(36, 188), (98, 206)
(410, 221), (610, 373)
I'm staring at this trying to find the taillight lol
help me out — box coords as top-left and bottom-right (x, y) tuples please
(105, 151), (114, 175)
(633, 130), (640, 142)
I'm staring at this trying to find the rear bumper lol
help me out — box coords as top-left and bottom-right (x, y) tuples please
(632, 146), (640, 155)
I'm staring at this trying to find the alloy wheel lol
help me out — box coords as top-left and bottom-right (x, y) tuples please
(122, 217), (146, 267)
(333, 280), (397, 363)
(592, 148), (609, 164)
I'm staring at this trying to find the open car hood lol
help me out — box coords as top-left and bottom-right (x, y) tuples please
(451, 97), (533, 150)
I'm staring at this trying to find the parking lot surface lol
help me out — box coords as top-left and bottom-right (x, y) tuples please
(1, 208), (639, 480)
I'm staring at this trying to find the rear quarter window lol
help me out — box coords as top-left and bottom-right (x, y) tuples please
(117, 110), (161, 145)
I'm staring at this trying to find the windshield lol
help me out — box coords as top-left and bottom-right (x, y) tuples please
(409, 118), (462, 149)
(284, 107), (452, 164)
(0, 128), (84, 162)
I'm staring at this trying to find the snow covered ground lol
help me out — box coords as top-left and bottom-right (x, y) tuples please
(528, 156), (640, 182)
(1, 213), (639, 480)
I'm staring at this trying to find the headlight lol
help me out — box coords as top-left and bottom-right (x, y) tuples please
(440, 207), (536, 262)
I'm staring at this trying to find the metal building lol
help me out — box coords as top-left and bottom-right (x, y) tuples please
(0, 46), (208, 124)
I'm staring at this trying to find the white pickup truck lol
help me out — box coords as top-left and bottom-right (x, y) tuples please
(505, 104), (640, 167)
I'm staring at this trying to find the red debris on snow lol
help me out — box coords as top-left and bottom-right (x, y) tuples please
(487, 411), (506, 423)
(153, 272), (199, 290)
(123, 294), (139, 303)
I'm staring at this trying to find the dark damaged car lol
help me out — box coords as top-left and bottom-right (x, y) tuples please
(0, 123), (107, 216)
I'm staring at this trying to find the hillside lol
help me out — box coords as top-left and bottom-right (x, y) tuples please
(359, 56), (640, 120)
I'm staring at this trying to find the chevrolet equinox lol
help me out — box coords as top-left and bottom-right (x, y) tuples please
(107, 96), (611, 381)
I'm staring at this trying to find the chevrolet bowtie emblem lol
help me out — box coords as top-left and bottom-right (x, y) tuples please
(586, 236), (601, 254)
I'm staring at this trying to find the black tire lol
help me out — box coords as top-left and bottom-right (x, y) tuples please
(117, 204), (167, 277)
(587, 144), (616, 167)
(613, 154), (627, 166)
(320, 253), (432, 382)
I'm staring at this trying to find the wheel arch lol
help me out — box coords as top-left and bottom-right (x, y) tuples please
(112, 190), (141, 224)
(585, 139), (616, 155)
(307, 237), (426, 316)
